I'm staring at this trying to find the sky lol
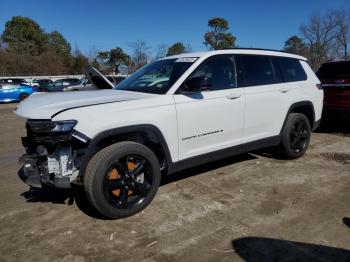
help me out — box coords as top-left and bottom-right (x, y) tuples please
(0, 0), (349, 55)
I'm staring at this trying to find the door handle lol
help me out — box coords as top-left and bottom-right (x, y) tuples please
(226, 93), (241, 99)
(279, 88), (289, 93)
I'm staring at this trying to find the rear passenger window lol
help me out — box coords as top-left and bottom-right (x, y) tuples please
(239, 55), (282, 87)
(277, 57), (307, 82)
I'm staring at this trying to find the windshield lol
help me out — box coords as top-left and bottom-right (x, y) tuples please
(116, 58), (197, 94)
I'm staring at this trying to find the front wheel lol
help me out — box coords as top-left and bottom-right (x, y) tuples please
(277, 113), (311, 159)
(84, 141), (161, 219)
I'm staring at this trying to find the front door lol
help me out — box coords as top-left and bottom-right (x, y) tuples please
(174, 54), (245, 160)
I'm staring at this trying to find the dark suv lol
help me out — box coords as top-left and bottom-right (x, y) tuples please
(316, 60), (350, 119)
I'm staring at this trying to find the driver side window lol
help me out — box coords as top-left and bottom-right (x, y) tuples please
(181, 54), (237, 92)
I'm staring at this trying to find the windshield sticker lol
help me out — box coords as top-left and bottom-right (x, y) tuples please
(175, 57), (198, 63)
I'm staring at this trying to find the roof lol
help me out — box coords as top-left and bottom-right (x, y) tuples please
(166, 48), (307, 61)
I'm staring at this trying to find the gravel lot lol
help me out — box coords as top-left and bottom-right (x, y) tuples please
(0, 103), (349, 262)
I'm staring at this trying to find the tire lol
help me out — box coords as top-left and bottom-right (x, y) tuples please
(278, 113), (311, 159)
(19, 93), (29, 101)
(84, 141), (160, 219)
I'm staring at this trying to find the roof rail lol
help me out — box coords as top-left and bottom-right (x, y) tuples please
(221, 47), (285, 52)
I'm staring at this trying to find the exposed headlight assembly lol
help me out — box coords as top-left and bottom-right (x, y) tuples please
(28, 120), (78, 134)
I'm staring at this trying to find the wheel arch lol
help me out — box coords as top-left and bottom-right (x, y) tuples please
(79, 124), (173, 178)
(18, 92), (30, 101)
(280, 101), (315, 134)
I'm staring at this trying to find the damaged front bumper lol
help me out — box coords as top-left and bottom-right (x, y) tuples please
(19, 147), (79, 189)
(18, 121), (89, 189)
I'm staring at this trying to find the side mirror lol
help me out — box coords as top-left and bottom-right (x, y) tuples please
(183, 76), (211, 92)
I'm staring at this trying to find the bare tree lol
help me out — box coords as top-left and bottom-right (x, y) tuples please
(300, 10), (349, 69)
(185, 43), (193, 53)
(336, 10), (350, 59)
(129, 40), (150, 72)
(154, 44), (168, 60)
(87, 46), (98, 63)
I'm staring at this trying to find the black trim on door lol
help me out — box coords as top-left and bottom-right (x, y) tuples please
(167, 135), (281, 174)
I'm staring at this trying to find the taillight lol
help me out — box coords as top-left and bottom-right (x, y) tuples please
(316, 84), (323, 90)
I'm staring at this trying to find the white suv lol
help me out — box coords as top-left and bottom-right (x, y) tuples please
(16, 49), (323, 219)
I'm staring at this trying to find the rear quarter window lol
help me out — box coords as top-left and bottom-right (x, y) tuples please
(277, 57), (307, 82)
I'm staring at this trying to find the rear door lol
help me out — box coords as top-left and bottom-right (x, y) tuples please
(237, 55), (290, 143)
(174, 54), (245, 160)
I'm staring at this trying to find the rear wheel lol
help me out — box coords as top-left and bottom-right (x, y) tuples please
(84, 141), (160, 219)
(278, 113), (311, 159)
(19, 93), (29, 101)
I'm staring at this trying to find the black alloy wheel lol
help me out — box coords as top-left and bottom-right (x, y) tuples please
(290, 119), (309, 153)
(103, 155), (153, 209)
(84, 141), (161, 219)
(277, 113), (311, 159)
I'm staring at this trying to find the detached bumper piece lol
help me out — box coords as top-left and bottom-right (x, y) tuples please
(18, 155), (42, 188)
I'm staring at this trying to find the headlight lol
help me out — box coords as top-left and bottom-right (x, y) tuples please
(28, 120), (77, 134)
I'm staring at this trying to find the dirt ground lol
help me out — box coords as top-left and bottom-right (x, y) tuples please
(0, 103), (350, 262)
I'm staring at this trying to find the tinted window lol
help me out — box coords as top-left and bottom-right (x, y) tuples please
(184, 55), (236, 91)
(277, 57), (307, 82)
(316, 61), (350, 79)
(239, 55), (282, 86)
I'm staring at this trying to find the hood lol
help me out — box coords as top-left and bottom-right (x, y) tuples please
(85, 66), (115, 89)
(15, 89), (156, 119)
